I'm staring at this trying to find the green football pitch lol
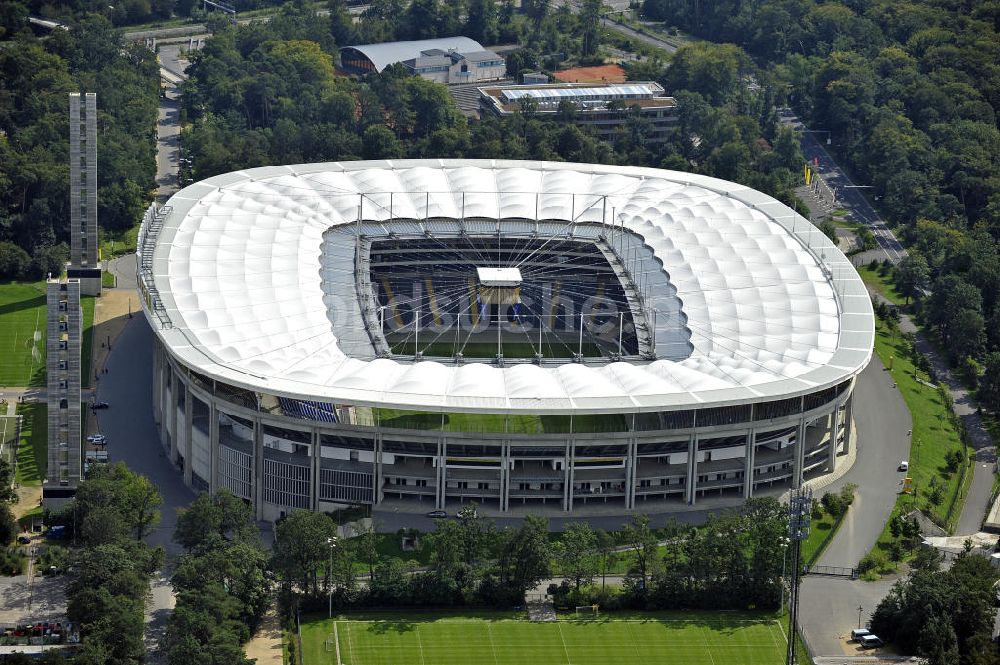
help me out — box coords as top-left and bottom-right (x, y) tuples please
(301, 616), (788, 665)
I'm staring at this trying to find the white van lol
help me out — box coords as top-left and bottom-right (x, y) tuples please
(860, 635), (883, 649)
(850, 628), (870, 642)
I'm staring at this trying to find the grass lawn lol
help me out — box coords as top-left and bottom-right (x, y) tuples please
(0, 282), (96, 388)
(876, 323), (966, 525)
(800, 510), (838, 567)
(301, 612), (789, 665)
(373, 409), (625, 434)
(14, 402), (46, 486)
(0, 282), (48, 387)
(856, 266), (906, 307)
(0, 416), (18, 467)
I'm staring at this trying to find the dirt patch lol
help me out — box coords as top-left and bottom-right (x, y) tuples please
(13, 486), (41, 521)
(553, 64), (627, 83)
(91, 290), (139, 377)
(244, 605), (283, 665)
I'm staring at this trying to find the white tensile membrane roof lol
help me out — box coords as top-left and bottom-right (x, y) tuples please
(148, 160), (874, 414)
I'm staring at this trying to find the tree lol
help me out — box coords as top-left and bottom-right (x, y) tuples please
(69, 463), (161, 544)
(621, 514), (658, 593)
(978, 352), (1000, 414)
(578, 0), (602, 59)
(0, 242), (29, 279)
(361, 124), (404, 159)
(894, 252), (929, 304)
(493, 515), (551, 603)
(594, 529), (618, 589)
(465, 0), (499, 44)
(272, 510), (338, 597)
(554, 522), (598, 591)
(174, 490), (258, 553)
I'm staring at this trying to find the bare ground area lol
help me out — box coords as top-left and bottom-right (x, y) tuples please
(91, 289), (139, 377)
(244, 605), (283, 665)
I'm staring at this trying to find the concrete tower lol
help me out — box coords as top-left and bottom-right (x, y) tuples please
(69, 92), (102, 296)
(43, 278), (83, 508)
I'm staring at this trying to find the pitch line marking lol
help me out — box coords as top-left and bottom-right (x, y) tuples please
(346, 620), (356, 665)
(621, 618), (644, 663)
(486, 622), (501, 665)
(415, 625), (426, 665)
(556, 622), (573, 665)
(775, 619), (789, 648)
(698, 625), (717, 665)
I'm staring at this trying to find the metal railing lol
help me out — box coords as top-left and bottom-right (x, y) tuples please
(137, 203), (173, 329)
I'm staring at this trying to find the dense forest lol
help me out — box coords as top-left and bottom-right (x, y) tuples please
(0, 13), (159, 279)
(182, 2), (808, 213)
(641, 0), (1000, 392)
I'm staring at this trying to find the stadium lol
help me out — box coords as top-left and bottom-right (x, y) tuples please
(138, 160), (874, 521)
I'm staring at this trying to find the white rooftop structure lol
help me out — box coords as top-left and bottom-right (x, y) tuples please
(341, 37), (485, 72)
(477, 267), (522, 287)
(140, 160), (874, 415)
(498, 82), (663, 104)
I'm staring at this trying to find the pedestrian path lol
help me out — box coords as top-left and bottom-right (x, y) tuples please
(869, 291), (995, 534)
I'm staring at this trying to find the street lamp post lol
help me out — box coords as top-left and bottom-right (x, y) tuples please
(858, 604), (863, 629)
(327, 536), (338, 619)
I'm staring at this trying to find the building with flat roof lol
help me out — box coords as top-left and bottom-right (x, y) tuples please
(479, 81), (679, 143)
(140, 160), (873, 520)
(44, 278), (82, 508)
(341, 37), (505, 85)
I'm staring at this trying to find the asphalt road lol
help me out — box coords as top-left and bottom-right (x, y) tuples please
(798, 576), (897, 657)
(93, 316), (194, 662)
(811, 355), (912, 569)
(785, 116), (906, 263)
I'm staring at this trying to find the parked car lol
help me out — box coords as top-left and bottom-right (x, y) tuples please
(16, 535), (30, 545)
(860, 635), (884, 649)
(850, 628), (871, 642)
(898, 460), (909, 471)
(426, 510), (447, 519)
(86, 434), (106, 444)
(90, 402), (109, 410)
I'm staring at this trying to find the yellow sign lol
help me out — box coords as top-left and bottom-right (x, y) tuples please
(902, 476), (913, 494)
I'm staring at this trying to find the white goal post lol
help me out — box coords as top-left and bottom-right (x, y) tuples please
(574, 604), (599, 617)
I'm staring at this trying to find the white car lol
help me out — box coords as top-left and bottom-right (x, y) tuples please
(898, 460), (909, 471)
(86, 434), (106, 444)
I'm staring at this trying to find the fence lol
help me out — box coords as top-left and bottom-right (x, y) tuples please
(801, 564), (858, 579)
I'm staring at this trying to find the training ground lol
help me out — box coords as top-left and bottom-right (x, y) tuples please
(299, 613), (789, 665)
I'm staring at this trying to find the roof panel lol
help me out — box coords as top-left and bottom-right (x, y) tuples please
(147, 160), (873, 414)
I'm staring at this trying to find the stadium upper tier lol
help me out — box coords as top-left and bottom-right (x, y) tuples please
(141, 160), (874, 415)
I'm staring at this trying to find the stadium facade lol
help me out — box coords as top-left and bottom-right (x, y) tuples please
(138, 160), (874, 520)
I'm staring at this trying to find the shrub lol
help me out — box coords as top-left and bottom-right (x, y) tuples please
(821, 492), (845, 518)
(945, 449), (963, 473)
(839, 483), (857, 507)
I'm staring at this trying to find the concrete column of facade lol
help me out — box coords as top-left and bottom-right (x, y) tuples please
(564, 441), (575, 511)
(168, 366), (179, 462)
(209, 401), (219, 494)
(435, 438), (445, 510)
(827, 402), (841, 472)
(183, 382), (193, 485)
(684, 434), (698, 505)
(500, 441), (510, 512)
(310, 429), (321, 510)
(253, 417), (264, 520)
(373, 431), (384, 506)
(843, 393), (855, 455)
(624, 440), (637, 510)
(152, 345), (162, 426)
(793, 416), (807, 488)
(743, 427), (756, 499)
